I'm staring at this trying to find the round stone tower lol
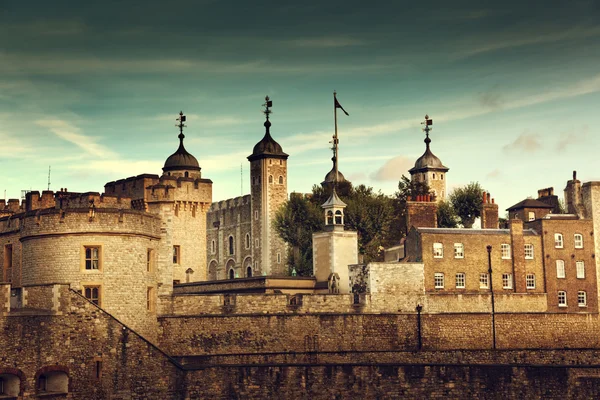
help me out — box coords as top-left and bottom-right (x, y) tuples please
(247, 97), (288, 276)
(408, 115), (449, 201)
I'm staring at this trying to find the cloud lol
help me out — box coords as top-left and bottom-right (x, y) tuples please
(290, 36), (369, 48)
(36, 119), (116, 159)
(478, 85), (504, 109)
(555, 125), (589, 152)
(502, 131), (542, 154)
(486, 169), (501, 179)
(370, 156), (414, 182)
(459, 25), (600, 57)
(1, 20), (86, 36)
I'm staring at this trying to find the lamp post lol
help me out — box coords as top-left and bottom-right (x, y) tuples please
(487, 245), (496, 350)
(416, 303), (423, 350)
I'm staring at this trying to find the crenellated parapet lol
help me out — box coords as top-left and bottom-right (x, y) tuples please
(0, 199), (23, 218)
(208, 195), (251, 213)
(104, 174), (160, 200)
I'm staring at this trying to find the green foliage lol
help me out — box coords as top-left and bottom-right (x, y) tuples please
(273, 194), (323, 276)
(437, 200), (458, 228)
(449, 182), (484, 228)
(344, 184), (396, 263)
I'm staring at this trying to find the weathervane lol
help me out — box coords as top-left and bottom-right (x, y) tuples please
(263, 96), (273, 120)
(421, 114), (433, 148)
(176, 111), (187, 142)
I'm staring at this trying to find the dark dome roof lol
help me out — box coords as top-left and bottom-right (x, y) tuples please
(163, 134), (200, 172)
(322, 165), (346, 185)
(248, 120), (288, 161)
(409, 136), (448, 173)
(413, 148), (444, 169)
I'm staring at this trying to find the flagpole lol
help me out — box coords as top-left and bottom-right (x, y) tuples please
(333, 91), (338, 185)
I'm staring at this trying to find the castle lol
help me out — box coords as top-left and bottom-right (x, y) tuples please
(2, 103), (600, 399)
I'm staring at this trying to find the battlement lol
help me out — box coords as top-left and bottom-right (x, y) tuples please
(146, 176), (212, 204)
(0, 199), (23, 216)
(105, 174), (160, 200)
(25, 190), (133, 212)
(208, 195), (251, 213)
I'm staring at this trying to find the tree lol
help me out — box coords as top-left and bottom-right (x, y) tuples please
(437, 200), (458, 228)
(449, 182), (484, 228)
(273, 194), (323, 276)
(344, 185), (396, 263)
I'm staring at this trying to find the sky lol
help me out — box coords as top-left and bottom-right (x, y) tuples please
(1, 0), (600, 215)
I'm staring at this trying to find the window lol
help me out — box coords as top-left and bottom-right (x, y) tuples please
(432, 173), (436, 179)
(255, 239), (259, 248)
(556, 260), (565, 278)
(555, 233), (563, 248)
(434, 273), (444, 289)
(578, 291), (587, 307)
(576, 261), (585, 279)
(574, 234), (583, 249)
(278, 176), (283, 184)
(558, 291), (567, 307)
(228, 236), (234, 255)
(433, 243), (443, 258)
(277, 253), (281, 264)
(229, 269), (235, 279)
(84, 286), (101, 306)
(37, 370), (68, 394)
(147, 249), (154, 272)
(455, 273), (465, 289)
(147, 287), (155, 312)
(245, 233), (250, 249)
(326, 210), (334, 225)
(247, 266), (252, 277)
(255, 210), (259, 220)
(268, 175), (273, 184)
(501, 244), (511, 259)
(526, 274), (536, 289)
(335, 210), (343, 224)
(524, 244), (534, 260)
(502, 273), (513, 289)
(441, 174), (444, 180)
(173, 245), (180, 264)
(0, 373), (20, 397)
(85, 246), (100, 270)
(454, 243), (464, 258)
(528, 211), (535, 221)
(211, 240), (216, 254)
(479, 273), (489, 289)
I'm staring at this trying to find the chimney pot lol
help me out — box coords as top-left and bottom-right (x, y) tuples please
(573, 170), (577, 180)
(492, 198), (495, 204)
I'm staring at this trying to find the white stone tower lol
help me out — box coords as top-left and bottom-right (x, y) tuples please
(247, 96), (288, 276)
(408, 115), (449, 201)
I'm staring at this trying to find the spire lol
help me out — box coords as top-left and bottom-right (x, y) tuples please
(176, 111), (187, 148)
(421, 114), (432, 150)
(248, 96), (288, 161)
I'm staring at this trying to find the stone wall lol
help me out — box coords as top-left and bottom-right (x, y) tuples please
(0, 287), (184, 399)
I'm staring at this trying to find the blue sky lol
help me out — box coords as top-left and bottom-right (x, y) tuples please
(1, 0), (600, 214)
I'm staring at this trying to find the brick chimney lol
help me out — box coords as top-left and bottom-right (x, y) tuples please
(510, 219), (526, 293)
(406, 195), (438, 231)
(564, 171), (583, 217)
(481, 192), (499, 229)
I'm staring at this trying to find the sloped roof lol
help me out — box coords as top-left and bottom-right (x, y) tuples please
(506, 198), (554, 212)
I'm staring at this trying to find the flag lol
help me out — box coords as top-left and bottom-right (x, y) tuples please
(334, 96), (349, 116)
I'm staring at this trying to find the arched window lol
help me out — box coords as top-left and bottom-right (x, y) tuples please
(247, 266), (252, 277)
(229, 269), (235, 279)
(441, 174), (444, 180)
(184, 171), (189, 178)
(211, 240), (216, 254)
(432, 173), (436, 179)
(326, 210), (334, 225)
(245, 233), (250, 249)
(228, 236), (234, 255)
(278, 176), (283, 184)
(36, 369), (69, 394)
(0, 372), (21, 397)
(335, 210), (343, 224)
(269, 175), (273, 184)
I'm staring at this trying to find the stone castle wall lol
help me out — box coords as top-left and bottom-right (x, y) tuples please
(206, 195), (253, 280)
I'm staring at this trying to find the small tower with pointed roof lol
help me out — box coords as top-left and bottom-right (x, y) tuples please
(312, 128), (357, 294)
(409, 115), (449, 201)
(248, 96), (289, 276)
